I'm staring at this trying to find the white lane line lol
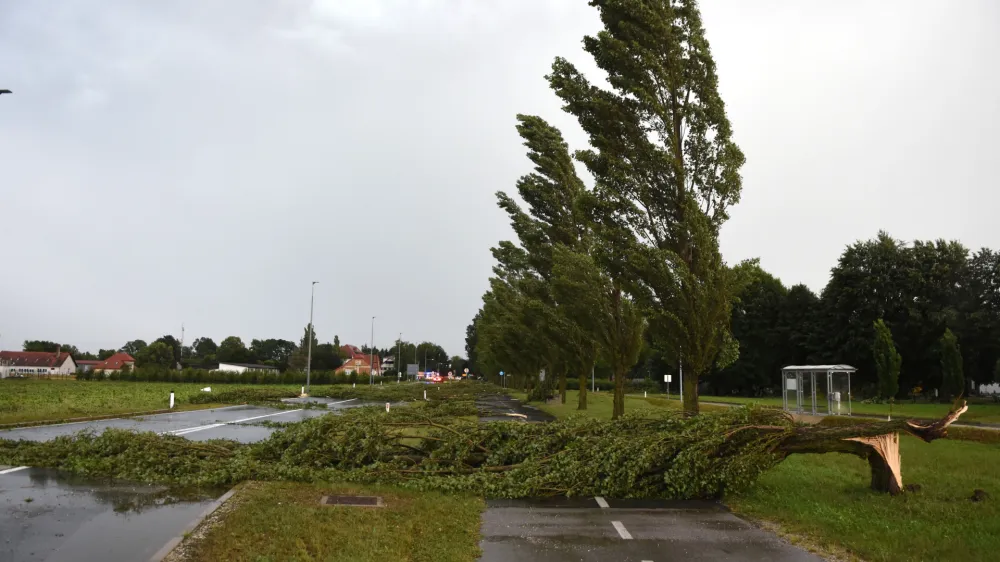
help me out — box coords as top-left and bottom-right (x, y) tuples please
(611, 520), (633, 540)
(165, 409), (305, 436)
(327, 398), (357, 406)
(595, 496), (609, 508)
(0, 466), (28, 475)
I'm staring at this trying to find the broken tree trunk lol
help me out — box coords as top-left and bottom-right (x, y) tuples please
(771, 401), (968, 494)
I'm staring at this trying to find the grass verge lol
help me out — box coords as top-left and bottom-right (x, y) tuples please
(516, 389), (726, 419)
(728, 436), (1000, 562)
(174, 481), (483, 562)
(701, 395), (1000, 424)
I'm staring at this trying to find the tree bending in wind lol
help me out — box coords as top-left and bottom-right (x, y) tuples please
(547, 0), (747, 414)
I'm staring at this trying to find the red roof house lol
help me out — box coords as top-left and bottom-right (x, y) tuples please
(0, 351), (76, 378)
(92, 353), (136, 373)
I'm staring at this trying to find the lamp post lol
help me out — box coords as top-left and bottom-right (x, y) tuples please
(305, 281), (318, 395)
(369, 316), (376, 385)
(396, 333), (402, 383)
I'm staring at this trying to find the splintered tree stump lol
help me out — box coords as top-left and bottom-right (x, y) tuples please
(770, 401), (968, 494)
(847, 433), (902, 494)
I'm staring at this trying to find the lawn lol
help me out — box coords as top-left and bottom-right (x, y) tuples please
(729, 436), (1000, 562)
(178, 481), (483, 562)
(0, 379), (304, 425)
(700, 395), (1000, 424)
(514, 389), (726, 419)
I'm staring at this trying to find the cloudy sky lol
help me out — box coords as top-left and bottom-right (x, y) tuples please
(1, 0), (997, 357)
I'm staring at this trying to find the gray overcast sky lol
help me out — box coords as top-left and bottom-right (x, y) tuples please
(1, 1), (998, 357)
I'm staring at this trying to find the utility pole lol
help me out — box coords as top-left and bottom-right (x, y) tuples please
(678, 346), (684, 407)
(369, 316), (376, 385)
(178, 323), (185, 370)
(305, 281), (318, 395)
(396, 333), (402, 383)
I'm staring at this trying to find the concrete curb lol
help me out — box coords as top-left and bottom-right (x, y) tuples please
(148, 486), (238, 562)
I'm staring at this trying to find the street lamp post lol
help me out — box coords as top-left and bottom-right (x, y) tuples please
(396, 333), (402, 383)
(369, 316), (376, 385)
(306, 281), (318, 395)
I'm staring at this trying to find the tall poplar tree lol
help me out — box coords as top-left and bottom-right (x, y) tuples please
(547, 0), (746, 413)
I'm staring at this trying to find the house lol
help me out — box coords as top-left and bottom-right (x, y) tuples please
(336, 354), (381, 376)
(381, 355), (395, 375)
(77, 360), (101, 373)
(217, 362), (279, 375)
(0, 350), (76, 378)
(92, 353), (136, 374)
(340, 345), (365, 359)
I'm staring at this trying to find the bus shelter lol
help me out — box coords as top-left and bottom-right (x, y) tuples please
(782, 365), (855, 416)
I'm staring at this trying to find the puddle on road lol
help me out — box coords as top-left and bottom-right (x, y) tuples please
(1, 467), (225, 562)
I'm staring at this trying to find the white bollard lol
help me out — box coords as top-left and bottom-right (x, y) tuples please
(644, 391), (647, 398)
(169, 391), (175, 409)
(353, 383), (356, 388)
(424, 390), (427, 400)
(301, 386), (304, 395)
(201, 387), (211, 392)
(386, 402), (391, 412)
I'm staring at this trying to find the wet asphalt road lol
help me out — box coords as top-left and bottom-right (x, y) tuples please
(0, 400), (370, 562)
(479, 498), (823, 562)
(0, 466), (223, 562)
(0, 400), (365, 444)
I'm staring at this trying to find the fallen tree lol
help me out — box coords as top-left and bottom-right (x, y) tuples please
(0, 399), (968, 499)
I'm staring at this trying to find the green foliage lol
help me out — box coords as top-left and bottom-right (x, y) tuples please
(873, 319), (902, 401)
(0, 403), (792, 499)
(135, 341), (174, 368)
(23, 340), (79, 354)
(546, 0), (745, 415)
(120, 339), (147, 356)
(217, 336), (250, 364)
(940, 329), (965, 401)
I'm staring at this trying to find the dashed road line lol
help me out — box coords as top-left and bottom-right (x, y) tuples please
(0, 466), (28, 475)
(163, 409), (305, 436)
(611, 520), (633, 540)
(595, 496), (609, 508)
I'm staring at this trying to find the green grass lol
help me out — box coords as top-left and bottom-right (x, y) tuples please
(184, 481), (483, 562)
(0, 379), (306, 425)
(701, 395), (1000, 424)
(514, 389), (726, 419)
(729, 437), (1000, 562)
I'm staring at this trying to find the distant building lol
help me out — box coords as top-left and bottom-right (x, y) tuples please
(335, 354), (381, 376)
(0, 350), (76, 378)
(380, 355), (395, 375)
(77, 360), (101, 373)
(340, 345), (365, 359)
(217, 362), (279, 375)
(92, 353), (136, 374)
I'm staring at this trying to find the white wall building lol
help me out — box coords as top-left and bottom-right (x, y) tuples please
(0, 351), (77, 378)
(217, 362), (280, 375)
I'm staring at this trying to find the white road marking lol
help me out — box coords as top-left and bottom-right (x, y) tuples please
(0, 405), (247, 433)
(327, 398), (357, 406)
(164, 409), (305, 436)
(612, 520), (633, 540)
(0, 466), (28, 475)
(595, 496), (609, 508)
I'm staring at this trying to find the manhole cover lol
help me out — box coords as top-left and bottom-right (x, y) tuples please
(320, 495), (383, 507)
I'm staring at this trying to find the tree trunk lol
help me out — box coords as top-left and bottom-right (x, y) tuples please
(772, 402), (967, 494)
(612, 365), (626, 419)
(557, 365), (566, 404)
(578, 359), (591, 411)
(682, 371), (699, 416)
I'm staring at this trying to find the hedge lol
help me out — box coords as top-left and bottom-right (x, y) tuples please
(76, 366), (392, 386)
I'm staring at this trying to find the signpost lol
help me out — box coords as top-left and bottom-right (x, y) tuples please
(407, 364), (418, 381)
(664, 374), (672, 400)
(500, 371), (505, 389)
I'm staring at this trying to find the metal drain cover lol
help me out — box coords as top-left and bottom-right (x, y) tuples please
(320, 495), (383, 507)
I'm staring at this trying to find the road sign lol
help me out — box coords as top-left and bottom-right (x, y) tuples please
(664, 375), (672, 382)
(464, 368), (469, 374)
(499, 371), (505, 376)
(407, 364), (419, 376)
